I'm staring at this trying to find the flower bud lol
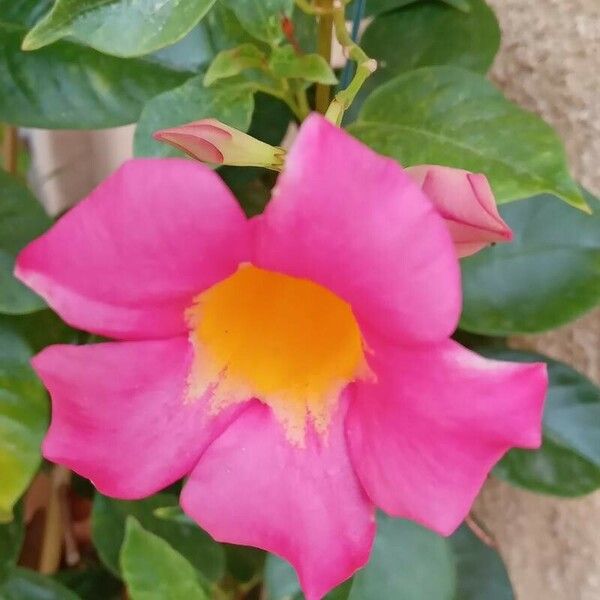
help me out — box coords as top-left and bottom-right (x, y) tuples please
(407, 165), (512, 258)
(154, 119), (286, 171)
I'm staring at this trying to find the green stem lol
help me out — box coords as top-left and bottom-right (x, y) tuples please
(315, 0), (334, 113)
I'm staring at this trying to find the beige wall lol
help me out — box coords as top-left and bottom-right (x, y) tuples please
(477, 1), (600, 598)
(27, 0), (600, 597)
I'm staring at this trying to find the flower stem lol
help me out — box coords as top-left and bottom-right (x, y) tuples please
(315, 0), (334, 113)
(324, 0), (377, 124)
(2, 125), (18, 174)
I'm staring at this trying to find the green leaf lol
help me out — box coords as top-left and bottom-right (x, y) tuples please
(134, 75), (255, 157)
(221, 0), (293, 44)
(349, 66), (587, 210)
(0, 568), (80, 599)
(0, 2), (189, 129)
(92, 493), (225, 582)
(0, 170), (50, 314)
(204, 43), (267, 86)
(0, 505), (23, 575)
(481, 349), (600, 496)
(269, 46), (338, 84)
(53, 565), (122, 600)
(460, 191), (600, 335)
(120, 518), (208, 600)
(362, 0), (498, 76)
(23, 0), (217, 57)
(364, 0), (471, 16)
(0, 333), (48, 518)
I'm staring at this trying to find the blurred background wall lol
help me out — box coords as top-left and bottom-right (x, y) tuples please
(27, 0), (600, 597)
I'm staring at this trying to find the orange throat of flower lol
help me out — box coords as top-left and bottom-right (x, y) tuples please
(186, 264), (370, 442)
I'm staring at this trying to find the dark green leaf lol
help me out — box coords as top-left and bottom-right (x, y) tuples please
(221, 0), (293, 44)
(92, 493), (225, 582)
(54, 564), (123, 600)
(460, 191), (600, 335)
(134, 75), (254, 157)
(364, 0), (470, 16)
(349, 66), (587, 210)
(483, 349), (600, 496)
(224, 545), (265, 584)
(0, 505), (23, 574)
(0, 2), (189, 129)
(23, 0), (218, 57)
(0, 169), (49, 314)
(0, 334), (48, 518)
(0, 568), (80, 599)
(120, 518), (208, 600)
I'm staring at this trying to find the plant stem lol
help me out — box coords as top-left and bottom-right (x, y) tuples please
(315, 0), (334, 113)
(325, 0), (377, 124)
(39, 466), (71, 574)
(2, 125), (18, 174)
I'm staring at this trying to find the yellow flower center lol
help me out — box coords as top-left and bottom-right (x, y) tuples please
(186, 265), (368, 442)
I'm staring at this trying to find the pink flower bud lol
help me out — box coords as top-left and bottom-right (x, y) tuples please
(407, 165), (513, 258)
(154, 119), (285, 171)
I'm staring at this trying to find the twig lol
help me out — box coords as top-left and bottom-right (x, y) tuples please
(465, 512), (497, 548)
(2, 125), (18, 174)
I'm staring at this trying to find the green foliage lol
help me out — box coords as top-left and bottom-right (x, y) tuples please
(204, 43), (267, 86)
(221, 0), (294, 44)
(265, 514), (513, 599)
(120, 518), (208, 600)
(0, 332), (47, 519)
(269, 46), (337, 84)
(92, 493), (225, 582)
(461, 191), (600, 334)
(364, 0), (470, 16)
(0, 568), (81, 599)
(477, 348), (600, 496)
(22, 0), (218, 57)
(0, 170), (49, 314)
(349, 66), (587, 210)
(134, 74), (255, 157)
(0, 505), (23, 575)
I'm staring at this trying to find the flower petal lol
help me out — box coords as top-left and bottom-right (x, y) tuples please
(181, 398), (375, 600)
(255, 114), (461, 344)
(346, 339), (547, 535)
(16, 159), (250, 339)
(36, 338), (243, 498)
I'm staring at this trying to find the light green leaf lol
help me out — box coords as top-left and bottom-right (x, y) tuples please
(204, 43), (267, 86)
(0, 1), (190, 129)
(460, 191), (600, 335)
(0, 170), (50, 314)
(0, 568), (81, 599)
(269, 46), (338, 84)
(0, 329), (47, 518)
(120, 518), (208, 600)
(134, 74), (255, 157)
(92, 493), (225, 582)
(23, 0), (218, 58)
(349, 66), (587, 210)
(265, 516), (513, 600)
(364, 0), (470, 16)
(482, 349), (600, 497)
(221, 0), (293, 44)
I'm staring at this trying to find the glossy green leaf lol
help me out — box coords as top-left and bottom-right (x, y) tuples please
(266, 517), (513, 599)
(0, 505), (23, 574)
(0, 170), (49, 314)
(221, 0), (293, 43)
(121, 518), (208, 600)
(362, 0), (498, 76)
(481, 349), (600, 496)
(204, 43), (267, 86)
(203, 3), (259, 51)
(23, 0), (217, 57)
(461, 191), (600, 335)
(364, 0), (470, 16)
(269, 46), (337, 84)
(92, 493), (225, 581)
(0, 568), (81, 599)
(350, 67), (587, 210)
(0, 2), (189, 129)
(0, 334), (48, 519)
(134, 75), (255, 157)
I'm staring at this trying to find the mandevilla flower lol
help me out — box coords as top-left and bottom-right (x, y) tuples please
(154, 118), (285, 170)
(16, 115), (547, 600)
(407, 164), (513, 257)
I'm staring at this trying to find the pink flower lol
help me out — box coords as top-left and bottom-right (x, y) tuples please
(16, 115), (546, 600)
(407, 165), (513, 257)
